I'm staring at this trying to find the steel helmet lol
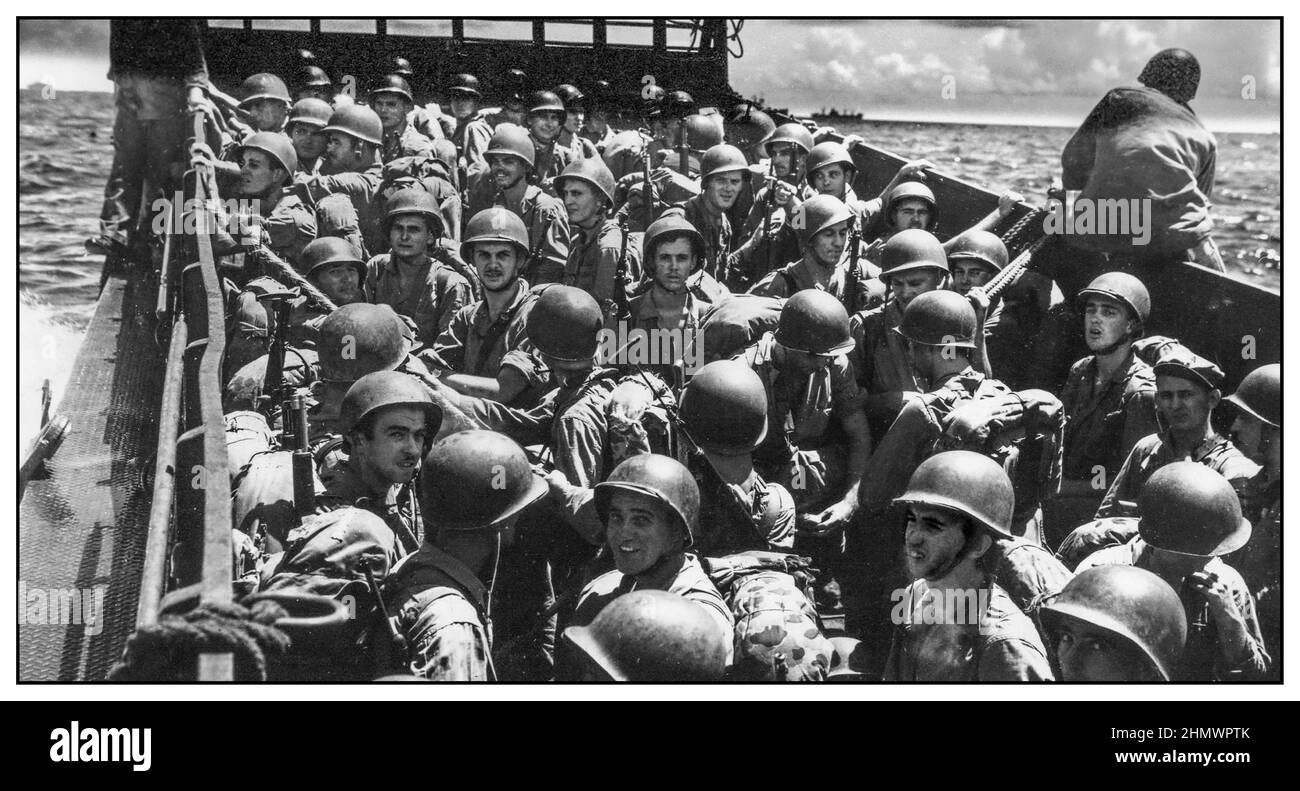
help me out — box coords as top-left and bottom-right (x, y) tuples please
(460, 207), (531, 262)
(299, 236), (365, 282)
(699, 143), (751, 182)
(447, 73), (481, 98)
(678, 359), (769, 456)
(805, 142), (855, 181)
(297, 64), (332, 89)
(318, 303), (410, 382)
(370, 74), (414, 104)
(793, 194), (854, 247)
(1137, 461), (1252, 557)
(553, 83), (585, 108)
(554, 157), (617, 207)
(287, 97), (333, 129)
(391, 56), (414, 78)
(237, 132), (298, 175)
(338, 370), (442, 436)
(880, 229), (949, 278)
(1077, 271), (1152, 324)
(768, 122), (815, 154)
(643, 214), (706, 273)
(527, 89), (565, 114)
(640, 83), (667, 117)
(420, 430), (547, 531)
(382, 188), (445, 237)
(1139, 48), (1201, 104)
(594, 454), (701, 547)
(1041, 565), (1188, 681)
(946, 229), (1008, 273)
(484, 123), (536, 169)
(724, 104), (776, 149)
(322, 105), (383, 147)
(893, 450), (1015, 539)
(885, 181), (938, 227)
(774, 290), (856, 357)
(1225, 363), (1280, 427)
(525, 285), (604, 366)
(563, 590), (728, 681)
(895, 290), (977, 349)
(681, 114), (725, 151)
(238, 73), (292, 106)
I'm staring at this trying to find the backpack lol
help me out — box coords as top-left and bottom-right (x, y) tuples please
(699, 294), (785, 363)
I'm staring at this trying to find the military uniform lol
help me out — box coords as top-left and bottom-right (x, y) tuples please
(578, 125), (615, 155)
(1095, 431), (1260, 519)
(365, 253), (474, 346)
(883, 581), (1054, 681)
(850, 299), (924, 432)
(382, 543), (494, 681)
(381, 122), (435, 164)
(1050, 349), (1158, 532)
(558, 127), (599, 160)
(297, 162), (386, 258)
(314, 458), (421, 553)
(571, 553), (735, 663)
(563, 218), (626, 304)
(1075, 538), (1269, 681)
(258, 190), (318, 266)
(1227, 471), (1280, 679)
(740, 332), (863, 508)
(452, 111), (494, 180)
(672, 195), (732, 282)
(430, 280), (545, 393)
(532, 136), (577, 189)
(465, 176), (571, 284)
(691, 460), (797, 556)
(621, 286), (712, 388)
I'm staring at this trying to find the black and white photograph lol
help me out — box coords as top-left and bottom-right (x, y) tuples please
(14, 13), (1282, 710)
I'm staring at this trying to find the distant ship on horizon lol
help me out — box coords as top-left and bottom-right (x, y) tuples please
(811, 107), (866, 121)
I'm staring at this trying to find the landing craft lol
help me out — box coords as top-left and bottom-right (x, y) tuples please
(18, 18), (1281, 681)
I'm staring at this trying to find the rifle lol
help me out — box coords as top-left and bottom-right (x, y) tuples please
(607, 215), (632, 322)
(642, 136), (654, 230)
(285, 389), (316, 518)
(846, 212), (863, 313)
(676, 114), (690, 177)
(764, 161), (777, 275)
(257, 291), (294, 423)
(982, 208), (1051, 302)
(521, 213), (554, 284)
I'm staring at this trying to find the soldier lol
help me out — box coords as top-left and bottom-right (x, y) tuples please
(748, 194), (853, 299)
(612, 114), (722, 234)
(567, 455), (735, 661)
(737, 121), (816, 285)
(445, 73), (493, 182)
(365, 189), (473, 346)
(564, 590), (729, 682)
(224, 132), (316, 266)
(1093, 349), (1259, 519)
(285, 98), (332, 180)
(465, 124), (571, 284)
(292, 63), (333, 103)
(850, 229), (949, 431)
(884, 451), (1055, 681)
(428, 209), (547, 406)
(554, 83), (599, 161)
(314, 370), (444, 553)
(578, 80), (616, 154)
(669, 143), (763, 283)
(1221, 363), (1280, 677)
(1040, 565), (1187, 682)
(945, 229), (1007, 297)
(525, 89), (578, 189)
(879, 180), (938, 237)
(236, 72), (292, 134)
(1075, 462), (1269, 680)
(285, 236), (366, 348)
(486, 68), (530, 129)
(382, 430), (548, 681)
(556, 158), (627, 306)
(371, 75), (435, 164)
(293, 104), (386, 257)
(677, 359), (797, 555)
(1047, 273), (1158, 543)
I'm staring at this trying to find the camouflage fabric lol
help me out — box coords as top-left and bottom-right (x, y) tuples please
(728, 570), (832, 681)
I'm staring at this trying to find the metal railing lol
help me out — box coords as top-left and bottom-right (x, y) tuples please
(135, 97), (234, 680)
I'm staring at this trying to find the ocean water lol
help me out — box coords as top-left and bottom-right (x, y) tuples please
(17, 91), (1281, 440)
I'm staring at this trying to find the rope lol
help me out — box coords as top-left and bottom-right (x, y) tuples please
(108, 599), (291, 682)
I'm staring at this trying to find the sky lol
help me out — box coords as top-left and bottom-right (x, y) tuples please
(18, 17), (1280, 133)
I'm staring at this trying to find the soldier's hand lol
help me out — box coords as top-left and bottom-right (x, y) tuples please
(967, 286), (990, 316)
(997, 190), (1024, 217)
(841, 133), (866, 150)
(190, 141), (217, 168)
(1187, 571), (1241, 623)
(898, 159), (935, 180)
(770, 179), (797, 208)
(797, 500), (855, 536)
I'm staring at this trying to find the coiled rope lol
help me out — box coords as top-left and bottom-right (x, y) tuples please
(108, 599), (291, 682)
